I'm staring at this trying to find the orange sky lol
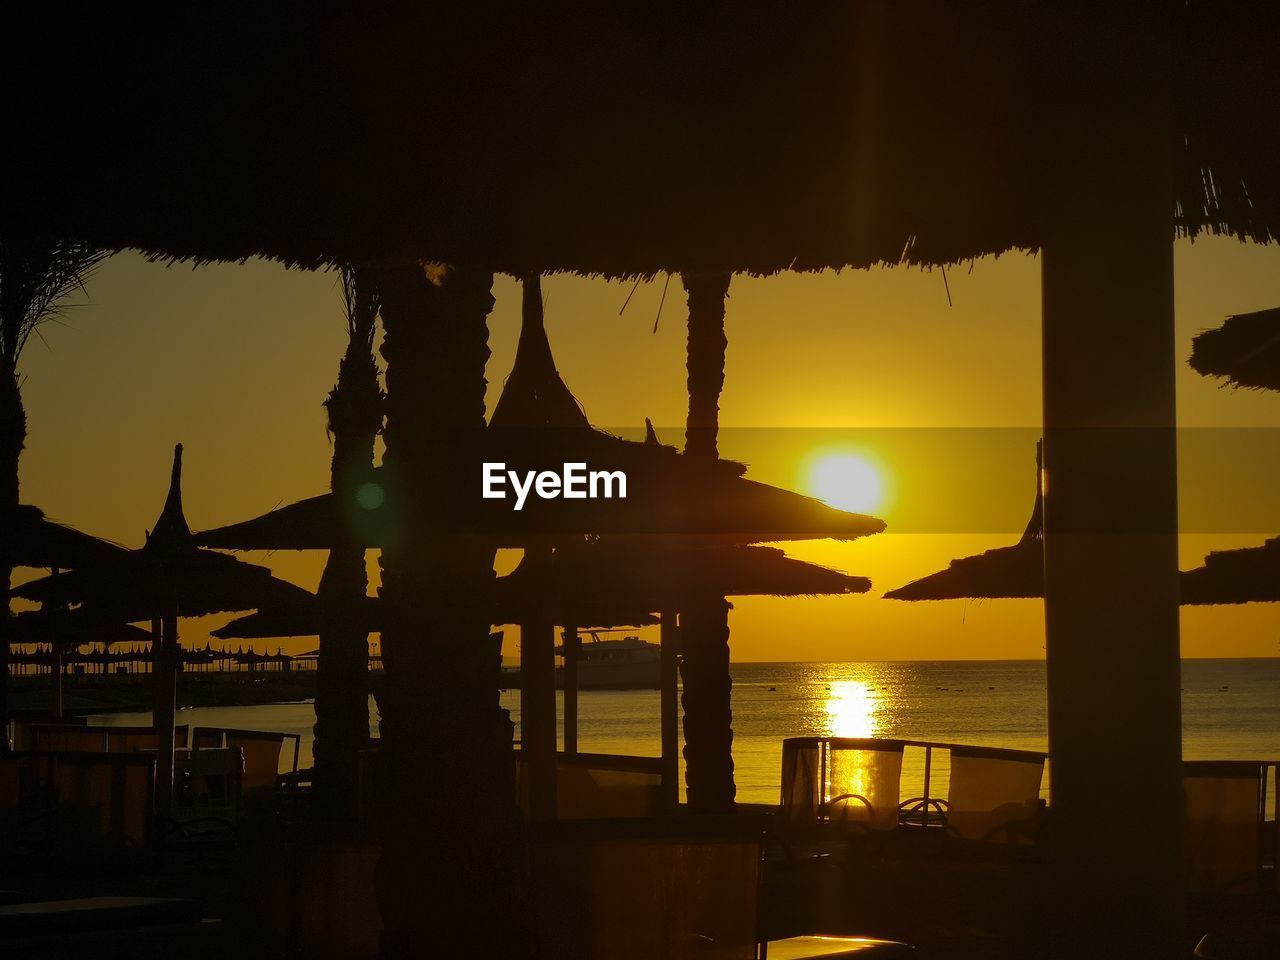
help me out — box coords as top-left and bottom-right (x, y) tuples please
(15, 237), (1280, 660)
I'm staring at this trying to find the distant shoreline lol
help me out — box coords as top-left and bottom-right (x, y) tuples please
(8, 672), (328, 717)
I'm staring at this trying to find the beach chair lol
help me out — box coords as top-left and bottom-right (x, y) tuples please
(50, 752), (154, 853)
(194, 727), (297, 813)
(824, 739), (905, 831)
(780, 738), (823, 826)
(171, 748), (242, 833)
(943, 745), (1046, 845)
(1183, 760), (1266, 897)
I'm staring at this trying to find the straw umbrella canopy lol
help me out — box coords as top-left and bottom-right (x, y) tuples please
(1189, 307), (1280, 391)
(194, 436), (883, 550)
(503, 542), (871, 613)
(7, 609), (152, 645)
(885, 443), (1045, 602)
(3, 505), (130, 570)
(1180, 537), (1280, 605)
(14, 449), (315, 620)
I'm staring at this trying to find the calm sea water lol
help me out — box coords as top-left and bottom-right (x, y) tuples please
(91, 659), (1280, 805)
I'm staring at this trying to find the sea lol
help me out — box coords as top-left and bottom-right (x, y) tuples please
(89, 659), (1280, 806)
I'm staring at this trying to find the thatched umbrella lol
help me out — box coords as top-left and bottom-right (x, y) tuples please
(1189, 307), (1280, 391)
(4, 505), (129, 570)
(885, 444), (1045, 602)
(8, 610), (151, 645)
(1180, 537), (1280, 605)
(12, 445), (314, 808)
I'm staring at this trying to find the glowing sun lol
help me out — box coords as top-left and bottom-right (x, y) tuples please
(810, 453), (884, 514)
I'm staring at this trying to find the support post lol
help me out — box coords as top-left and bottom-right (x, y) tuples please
(562, 626), (579, 757)
(521, 547), (557, 820)
(154, 610), (178, 817)
(659, 610), (680, 810)
(1039, 7), (1183, 957)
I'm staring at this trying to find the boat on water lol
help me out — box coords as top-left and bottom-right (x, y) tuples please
(501, 630), (661, 691)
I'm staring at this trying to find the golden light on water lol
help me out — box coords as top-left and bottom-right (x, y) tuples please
(823, 678), (880, 739)
(808, 451), (886, 514)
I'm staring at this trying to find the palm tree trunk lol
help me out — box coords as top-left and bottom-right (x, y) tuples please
(372, 264), (520, 958)
(0, 370), (26, 751)
(313, 318), (382, 824)
(679, 271), (736, 814)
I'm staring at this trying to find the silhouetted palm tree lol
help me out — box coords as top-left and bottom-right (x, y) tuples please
(313, 265), (384, 821)
(679, 271), (737, 813)
(372, 263), (521, 957)
(0, 237), (107, 748)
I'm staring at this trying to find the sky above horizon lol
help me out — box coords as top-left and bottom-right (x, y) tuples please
(13, 237), (1280, 661)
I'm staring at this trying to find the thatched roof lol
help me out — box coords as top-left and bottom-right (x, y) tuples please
(885, 442), (1043, 601)
(5, 4), (1279, 272)
(3, 505), (129, 570)
(883, 537), (1044, 601)
(499, 542), (870, 620)
(11, 445), (314, 622)
(1189, 307), (1280, 391)
(1180, 537), (1280, 605)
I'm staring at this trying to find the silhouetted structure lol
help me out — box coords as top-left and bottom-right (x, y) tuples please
(885, 444), (1045, 601)
(12, 6), (1280, 954)
(314, 266), (384, 824)
(12, 445), (313, 809)
(1189, 307), (1280, 391)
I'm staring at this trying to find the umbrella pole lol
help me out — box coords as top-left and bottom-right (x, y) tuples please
(1039, 8), (1182, 957)
(521, 547), (557, 820)
(154, 610), (179, 817)
(54, 644), (64, 719)
(562, 625), (578, 757)
(659, 610), (680, 810)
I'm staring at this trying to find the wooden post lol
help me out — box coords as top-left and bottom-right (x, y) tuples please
(1039, 7), (1182, 956)
(520, 546), (558, 820)
(562, 626), (579, 757)
(54, 646), (64, 719)
(659, 610), (680, 810)
(154, 609), (179, 817)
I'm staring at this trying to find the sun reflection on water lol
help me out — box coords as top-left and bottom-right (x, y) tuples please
(823, 678), (881, 739)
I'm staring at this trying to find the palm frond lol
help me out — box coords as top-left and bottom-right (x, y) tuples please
(341, 264), (380, 350)
(0, 237), (109, 369)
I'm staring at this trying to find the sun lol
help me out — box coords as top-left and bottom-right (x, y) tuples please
(809, 452), (884, 514)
